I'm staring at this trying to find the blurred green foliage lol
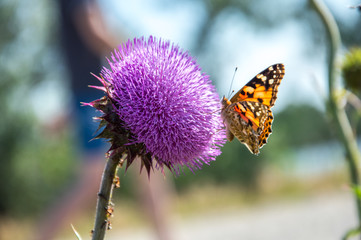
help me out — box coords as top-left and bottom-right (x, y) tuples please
(342, 48), (361, 94)
(274, 104), (333, 147)
(174, 104), (334, 192)
(7, 129), (76, 217)
(1, 0), (360, 219)
(0, 0), (74, 216)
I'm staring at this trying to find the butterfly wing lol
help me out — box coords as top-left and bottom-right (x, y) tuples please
(258, 108), (273, 149)
(230, 63), (285, 107)
(222, 63), (285, 154)
(233, 101), (269, 133)
(222, 101), (271, 155)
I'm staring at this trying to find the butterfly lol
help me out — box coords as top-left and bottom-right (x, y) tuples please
(221, 63), (285, 155)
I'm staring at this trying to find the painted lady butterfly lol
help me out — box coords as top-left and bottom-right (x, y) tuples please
(221, 64), (285, 155)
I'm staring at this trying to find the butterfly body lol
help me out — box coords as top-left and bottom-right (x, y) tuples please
(221, 64), (285, 155)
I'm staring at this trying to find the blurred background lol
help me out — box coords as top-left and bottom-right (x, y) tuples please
(0, 0), (361, 239)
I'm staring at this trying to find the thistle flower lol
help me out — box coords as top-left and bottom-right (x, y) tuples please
(86, 36), (225, 174)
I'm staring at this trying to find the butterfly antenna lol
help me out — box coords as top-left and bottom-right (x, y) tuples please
(227, 67), (238, 98)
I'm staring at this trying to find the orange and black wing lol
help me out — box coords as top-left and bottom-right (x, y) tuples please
(230, 63), (285, 107)
(233, 101), (269, 133)
(258, 109), (273, 148)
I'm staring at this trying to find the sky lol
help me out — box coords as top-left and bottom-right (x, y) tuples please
(99, 0), (359, 112)
(30, 0), (360, 122)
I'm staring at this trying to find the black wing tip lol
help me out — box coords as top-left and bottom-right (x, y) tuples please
(272, 63), (285, 73)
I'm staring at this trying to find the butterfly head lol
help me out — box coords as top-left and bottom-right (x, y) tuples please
(221, 96), (231, 106)
(221, 96), (233, 125)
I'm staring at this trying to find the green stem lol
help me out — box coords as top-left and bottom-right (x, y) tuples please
(91, 153), (124, 240)
(310, 0), (361, 227)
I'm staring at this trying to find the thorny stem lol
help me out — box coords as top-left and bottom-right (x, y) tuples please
(91, 152), (125, 240)
(311, 0), (361, 234)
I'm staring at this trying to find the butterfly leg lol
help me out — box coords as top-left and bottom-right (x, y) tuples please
(226, 128), (234, 142)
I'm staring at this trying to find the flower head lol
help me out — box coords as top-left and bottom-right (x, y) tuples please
(342, 48), (361, 94)
(87, 36), (225, 174)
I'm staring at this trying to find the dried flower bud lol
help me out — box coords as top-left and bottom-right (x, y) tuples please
(342, 48), (361, 94)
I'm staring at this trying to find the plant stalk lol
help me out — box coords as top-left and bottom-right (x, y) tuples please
(91, 153), (124, 240)
(311, 0), (361, 226)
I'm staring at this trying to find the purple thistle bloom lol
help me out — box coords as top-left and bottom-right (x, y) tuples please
(88, 36), (225, 174)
